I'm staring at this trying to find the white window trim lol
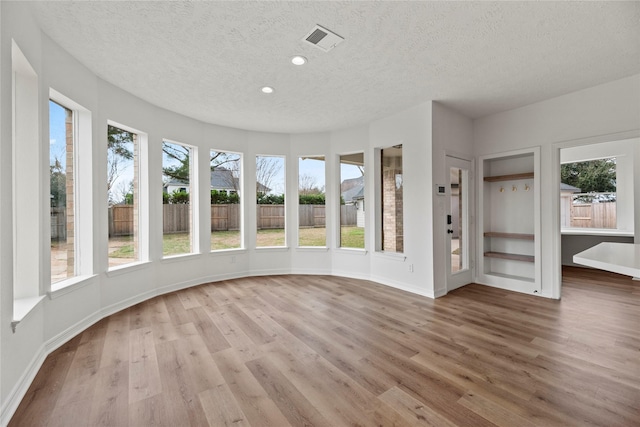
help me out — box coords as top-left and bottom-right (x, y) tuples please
(297, 155), (327, 248)
(107, 121), (149, 268)
(255, 154), (287, 249)
(162, 139), (199, 257)
(210, 149), (244, 251)
(49, 88), (94, 291)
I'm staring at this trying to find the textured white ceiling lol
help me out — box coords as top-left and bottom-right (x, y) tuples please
(29, 1), (640, 133)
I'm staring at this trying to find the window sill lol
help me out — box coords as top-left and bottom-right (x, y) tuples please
(49, 274), (98, 299)
(210, 248), (247, 255)
(161, 253), (201, 264)
(374, 251), (407, 262)
(106, 261), (151, 278)
(12, 295), (46, 332)
(561, 229), (634, 237)
(335, 247), (368, 255)
(255, 246), (290, 252)
(296, 246), (329, 252)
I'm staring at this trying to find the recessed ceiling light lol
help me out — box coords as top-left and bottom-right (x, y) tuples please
(291, 55), (307, 65)
(261, 86), (274, 94)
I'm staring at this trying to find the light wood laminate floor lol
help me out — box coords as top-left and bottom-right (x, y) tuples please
(9, 267), (640, 426)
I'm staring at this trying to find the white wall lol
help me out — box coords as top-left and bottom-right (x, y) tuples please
(367, 102), (435, 296)
(474, 74), (640, 298)
(431, 103), (474, 296)
(1, 2), (47, 421)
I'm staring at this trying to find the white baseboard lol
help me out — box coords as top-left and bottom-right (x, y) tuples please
(289, 268), (332, 275)
(330, 269), (371, 282)
(1, 345), (47, 427)
(248, 268), (291, 277)
(369, 274), (435, 299)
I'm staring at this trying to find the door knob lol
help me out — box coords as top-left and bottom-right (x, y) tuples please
(447, 229), (454, 234)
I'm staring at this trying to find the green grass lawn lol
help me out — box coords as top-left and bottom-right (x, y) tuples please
(211, 230), (242, 250)
(340, 226), (364, 248)
(108, 226), (365, 258)
(298, 227), (326, 246)
(256, 228), (285, 247)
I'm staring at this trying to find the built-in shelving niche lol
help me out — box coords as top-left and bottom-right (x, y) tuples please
(478, 148), (541, 293)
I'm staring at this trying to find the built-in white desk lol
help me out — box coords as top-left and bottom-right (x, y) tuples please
(573, 242), (640, 279)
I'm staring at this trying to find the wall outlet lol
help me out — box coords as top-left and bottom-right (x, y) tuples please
(409, 264), (414, 273)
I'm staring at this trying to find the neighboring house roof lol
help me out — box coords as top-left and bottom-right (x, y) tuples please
(163, 179), (188, 189)
(211, 168), (238, 191)
(341, 175), (364, 193)
(560, 183), (581, 193)
(352, 187), (364, 200)
(342, 184), (364, 202)
(341, 175), (364, 202)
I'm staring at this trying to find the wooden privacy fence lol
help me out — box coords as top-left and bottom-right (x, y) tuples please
(109, 205), (134, 236)
(299, 205), (326, 228)
(257, 205), (285, 229)
(570, 202), (616, 228)
(108, 203), (358, 236)
(211, 204), (241, 231)
(163, 204), (191, 234)
(340, 205), (357, 226)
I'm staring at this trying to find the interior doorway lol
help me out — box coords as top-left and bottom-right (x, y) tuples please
(446, 155), (473, 291)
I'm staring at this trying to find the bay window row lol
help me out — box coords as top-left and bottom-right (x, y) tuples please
(44, 96), (403, 290)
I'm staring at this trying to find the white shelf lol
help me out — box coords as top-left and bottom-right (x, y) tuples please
(478, 147), (541, 293)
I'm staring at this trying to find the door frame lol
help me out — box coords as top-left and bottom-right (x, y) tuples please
(445, 154), (474, 292)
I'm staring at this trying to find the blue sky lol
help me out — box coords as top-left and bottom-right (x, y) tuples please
(49, 100), (66, 167)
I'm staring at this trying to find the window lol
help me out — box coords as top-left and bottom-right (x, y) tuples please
(560, 156), (617, 230)
(48, 89), (93, 293)
(162, 141), (196, 256)
(298, 156), (326, 247)
(380, 145), (403, 252)
(49, 100), (76, 282)
(339, 153), (365, 249)
(256, 155), (285, 247)
(210, 150), (242, 250)
(107, 124), (140, 268)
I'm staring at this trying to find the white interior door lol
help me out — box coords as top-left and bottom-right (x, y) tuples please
(446, 156), (473, 291)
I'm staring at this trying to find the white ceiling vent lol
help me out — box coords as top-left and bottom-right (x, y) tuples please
(303, 25), (344, 52)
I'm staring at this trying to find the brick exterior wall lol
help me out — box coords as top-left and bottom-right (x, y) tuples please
(64, 108), (75, 275)
(381, 149), (403, 252)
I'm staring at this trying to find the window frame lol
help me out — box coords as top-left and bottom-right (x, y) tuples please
(210, 149), (244, 252)
(297, 155), (327, 248)
(107, 121), (149, 270)
(377, 144), (404, 254)
(255, 154), (286, 249)
(48, 89), (94, 293)
(338, 152), (366, 251)
(162, 139), (199, 258)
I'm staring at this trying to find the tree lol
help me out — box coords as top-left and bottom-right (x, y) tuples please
(115, 180), (133, 205)
(162, 141), (190, 183)
(169, 190), (189, 204)
(256, 156), (283, 196)
(298, 173), (324, 196)
(50, 156), (66, 207)
(560, 158), (616, 193)
(107, 125), (134, 204)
